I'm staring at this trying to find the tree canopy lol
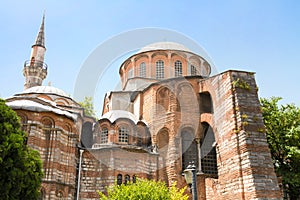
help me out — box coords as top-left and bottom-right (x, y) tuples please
(0, 98), (43, 200)
(98, 178), (188, 200)
(260, 97), (300, 199)
(79, 96), (97, 118)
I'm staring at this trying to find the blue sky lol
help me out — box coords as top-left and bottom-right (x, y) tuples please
(1, 1), (299, 116)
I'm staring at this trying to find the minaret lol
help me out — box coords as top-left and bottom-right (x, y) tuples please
(23, 13), (47, 90)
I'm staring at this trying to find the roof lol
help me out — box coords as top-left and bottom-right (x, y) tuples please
(21, 86), (69, 97)
(6, 99), (77, 120)
(137, 42), (192, 54)
(100, 110), (147, 125)
(33, 13), (45, 48)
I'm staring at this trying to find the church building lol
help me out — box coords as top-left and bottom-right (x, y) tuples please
(6, 15), (282, 200)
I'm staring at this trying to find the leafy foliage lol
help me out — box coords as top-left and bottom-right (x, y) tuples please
(260, 97), (300, 198)
(79, 96), (97, 118)
(98, 178), (188, 200)
(0, 99), (43, 200)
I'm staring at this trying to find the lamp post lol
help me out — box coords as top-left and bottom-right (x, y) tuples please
(183, 162), (198, 200)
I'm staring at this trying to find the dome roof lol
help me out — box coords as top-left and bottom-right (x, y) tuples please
(137, 42), (191, 54)
(100, 110), (138, 124)
(100, 110), (147, 125)
(21, 86), (69, 97)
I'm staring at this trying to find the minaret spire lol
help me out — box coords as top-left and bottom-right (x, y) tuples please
(33, 12), (45, 48)
(23, 13), (48, 90)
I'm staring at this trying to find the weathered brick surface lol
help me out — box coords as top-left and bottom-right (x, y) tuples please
(10, 51), (282, 200)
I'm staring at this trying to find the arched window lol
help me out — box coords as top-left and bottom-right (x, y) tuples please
(38, 187), (46, 200)
(157, 87), (170, 112)
(157, 130), (169, 154)
(174, 60), (182, 77)
(156, 60), (164, 79)
(117, 174), (122, 185)
(81, 122), (93, 148)
(100, 127), (108, 144)
(191, 65), (197, 76)
(128, 69), (133, 79)
(57, 191), (63, 200)
(199, 92), (213, 113)
(132, 175), (137, 183)
(201, 123), (218, 177)
(140, 62), (146, 77)
(118, 126), (129, 143)
(181, 129), (198, 170)
(202, 62), (211, 77)
(19, 114), (28, 135)
(42, 117), (54, 179)
(124, 174), (130, 184)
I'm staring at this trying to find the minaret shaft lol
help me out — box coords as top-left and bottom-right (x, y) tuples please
(23, 14), (47, 90)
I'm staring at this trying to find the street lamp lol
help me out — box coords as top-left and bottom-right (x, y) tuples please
(183, 162), (198, 200)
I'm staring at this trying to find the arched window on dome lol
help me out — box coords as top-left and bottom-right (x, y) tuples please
(139, 62), (146, 77)
(191, 65), (197, 76)
(156, 60), (164, 79)
(118, 126), (129, 143)
(174, 60), (182, 77)
(100, 127), (108, 144)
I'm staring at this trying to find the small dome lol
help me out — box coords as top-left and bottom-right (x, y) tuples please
(22, 86), (69, 97)
(100, 110), (138, 124)
(137, 42), (191, 54)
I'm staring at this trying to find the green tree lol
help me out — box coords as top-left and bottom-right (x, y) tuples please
(98, 178), (188, 200)
(0, 98), (43, 200)
(260, 97), (300, 199)
(79, 96), (97, 118)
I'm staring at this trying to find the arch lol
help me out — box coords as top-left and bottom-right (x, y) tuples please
(55, 98), (69, 106)
(181, 128), (198, 170)
(136, 124), (151, 147)
(117, 174), (122, 185)
(18, 113), (28, 124)
(201, 122), (218, 177)
(38, 187), (46, 200)
(151, 51), (168, 58)
(63, 123), (72, 133)
(37, 94), (53, 101)
(157, 87), (170, 113)
(57, 190), (64, 199)
(124, 174), (130, 184)
(199, 92), (213, 113)
(177, 83), (195, 112)
(132, 174), (137, 183)
(202, 61), (211, 77)
(156, 129), (169, 151)
(189, 56), (201, 76)
(174, 60), (182, 77)
(191, 65), (198, 76)
(81, 122), (93, 148)
(41, 116), (54, 128)
(156, 60), (164, 79)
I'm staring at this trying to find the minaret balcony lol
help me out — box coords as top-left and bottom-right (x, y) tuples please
(24, 60), (48, 70)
